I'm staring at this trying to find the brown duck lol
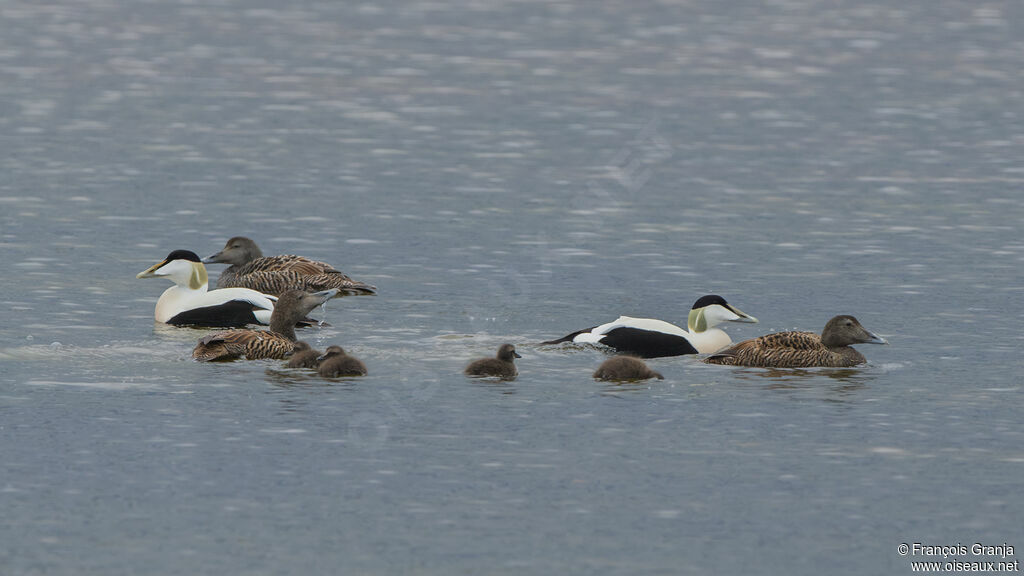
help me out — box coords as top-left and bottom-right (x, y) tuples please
(704, 315), (888, 368)
(464, 344), (521, 380)
(316, 345), (368, 377)
(203, 236), (375, 296)
(192, 289), (337, 361)
(593, 356), (664, 381)
(285, 341), (322, 369)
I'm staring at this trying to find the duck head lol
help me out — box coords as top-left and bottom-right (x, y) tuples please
(820, 315), (888, 348)
(687, 294), (758, 333)
(202, 236), (263, 266)
(497, 343), (522, 361)
(136, 250), (208, 290)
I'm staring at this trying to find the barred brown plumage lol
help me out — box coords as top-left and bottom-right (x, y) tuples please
(192, 289), (337, 362)
(464, 344), (521, 380)
(593, 356), (663, 381)
(203, 237), (376, 297)
(704, 315), (888, 368)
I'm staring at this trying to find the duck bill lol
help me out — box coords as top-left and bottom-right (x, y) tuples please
(864, 331), (889, 345)
(200, 251), (223, 264)
(513, 351), (522, 358)
(727, 306), (758, 324)
(136, 260), (167, 279)
(311, 288), (339, 304)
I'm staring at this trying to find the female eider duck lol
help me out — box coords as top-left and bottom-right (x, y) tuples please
(285, 341), (322, 369)
(464, 343), (521, 380)
(593, 356), (663, 382)
(203, 236), (376, 297)
(137, 250), (279, 327)
(192, 289), (337, 361)
(541, 295), (758, 358)
(704, 315), (888, 368)
(316, 345), (368, 377)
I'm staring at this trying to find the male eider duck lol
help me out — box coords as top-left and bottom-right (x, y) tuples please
(541, 295), (758, 358)
(203, 236), (376, 297)
(137, 249), (278, 327)
(464, 343), (521, 380)
(316, 345), (368, 377)
(285, 341), (322, 369)
(593, 356), (664, 382)
(704, 315), (888, 368)
(192, 289), (337, 361)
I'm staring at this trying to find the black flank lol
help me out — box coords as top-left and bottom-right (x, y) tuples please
(167, 300), (261, 328)
(598, 327), (699, 358)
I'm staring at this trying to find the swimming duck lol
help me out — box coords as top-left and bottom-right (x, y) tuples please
(464, 343), (521, 380)
(704, 315), (888, 368)
(137, 249), (278, 327)
(202, 236), (376, 296)
(593, 356), (664, 381)
(541, 295), (758, 358)
(192, 289), (337, 361)
(316, 345), (368, 377)
(285, 341), (322, 369)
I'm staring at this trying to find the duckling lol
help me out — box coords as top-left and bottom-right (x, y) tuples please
(464, 343), (521, 380)
(285, 340), (322, 369)
(542, 294), (757, 358)
(704, 315), (888, 368)
(192, 289), (337, 361)
(593, 356), (664, 381)
(316, 345), (367, 377)
(203, 236), (375, 296)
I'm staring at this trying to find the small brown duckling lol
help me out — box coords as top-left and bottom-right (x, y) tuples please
(593, 356), (664, 381)
(285, 340), (321, 369)
(464, 343), (521, 380)
(317, 345), (367, 377)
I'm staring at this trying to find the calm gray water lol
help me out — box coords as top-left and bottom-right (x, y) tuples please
(2, 1), (1023, 574)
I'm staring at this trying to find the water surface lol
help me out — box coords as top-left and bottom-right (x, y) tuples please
(2, 1), (1023, 574)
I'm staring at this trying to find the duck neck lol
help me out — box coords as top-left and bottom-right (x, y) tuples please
(269, 315), (297, 341)
(687, 327), (732, 354)
(833, 346), (866, 366)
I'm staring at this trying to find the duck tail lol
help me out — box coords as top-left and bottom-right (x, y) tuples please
(539, 326), (598, 346)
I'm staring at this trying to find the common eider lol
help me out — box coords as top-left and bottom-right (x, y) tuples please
(192, 289), (337, 361)
(285, 341), (322, 369)
(137, 249), (278, 327)
(316, 345), (367, 377)
(541, 295), (758, 358)
(203, 236), (376, 296)
(704, 315), (888, 368)
(593, 356), (664, 381)
(464, 343), (521, 380)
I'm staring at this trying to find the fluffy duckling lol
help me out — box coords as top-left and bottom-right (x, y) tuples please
(542, 294), (757, 358)
(192, 289), (337, 361)
(285, 340), (322, 369)
(704, 315), (888, 368)
(203, 236), (375, 296)
(464, 343), (521, 380)
(593, 356), (664, 381)
(316, 345), (367, 377)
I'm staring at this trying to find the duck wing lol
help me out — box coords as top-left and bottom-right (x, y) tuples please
(218, 256), (375, 296)
(193, 329), (255, 361)
(192, 329), (296, 361)
(239, 255), (332, 275)
(705, 331), (826, 367)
